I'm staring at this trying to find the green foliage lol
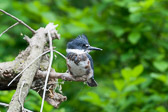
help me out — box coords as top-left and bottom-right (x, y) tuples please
(1, 0), (168, 112)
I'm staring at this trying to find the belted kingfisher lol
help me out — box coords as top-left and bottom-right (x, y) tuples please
(66, 34), (102, 87)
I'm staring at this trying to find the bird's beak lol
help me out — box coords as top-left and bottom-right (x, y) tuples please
(87, 46), (102, 51)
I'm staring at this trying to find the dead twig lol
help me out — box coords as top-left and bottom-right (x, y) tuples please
(40, 30), (54, 112)
(37, 69), (87, 82)
(19, 81), (25, 112)
(7, 49), (66, 86)
(8, 50), (51, 86)
(0, 102), (33, 112)
(53, 50), (66, 59)
(7, 27), (47, 112)
(0, 22), (19, 37)
(0, 9), (35, 34)
(23, 35), (31, 44)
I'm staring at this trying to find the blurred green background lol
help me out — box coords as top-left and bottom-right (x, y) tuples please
(1, 0), (168, 112)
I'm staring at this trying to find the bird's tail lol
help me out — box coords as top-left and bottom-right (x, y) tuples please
(87, 77), (98, 87)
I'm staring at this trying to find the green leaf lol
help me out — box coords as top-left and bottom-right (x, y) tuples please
(132, 64), (144, 77)
(80, 92), (103, 107)
(153, 61), (168, 72)
(124, 85), (138, 92)
(113, 79), (125, 91)
(130, 77), (146, 85)
(139, 0), (155, 9)
(121, 68), (132, 81)
(129, 13), (141, 23)
(92, 23), (106, 33)
(128, 2), (141, 13)
(111, 26), (125, 37)
(128, 31), (141, 44)
(0, 1), (10, 9)
(156, 106), (167, 112)
(42, 12), (56, 22)
(150, 73), (168, 85)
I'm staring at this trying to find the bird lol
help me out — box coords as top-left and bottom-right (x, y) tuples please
(66, 34), (102, 87)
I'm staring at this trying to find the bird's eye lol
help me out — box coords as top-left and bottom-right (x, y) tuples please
(83, 44), (89, 47)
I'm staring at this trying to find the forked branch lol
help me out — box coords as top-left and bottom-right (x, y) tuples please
(0, 22), (19, 37)
(0, 9), (35, 34)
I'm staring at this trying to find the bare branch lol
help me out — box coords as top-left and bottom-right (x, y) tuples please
(0, 102), (33, 112)
(40, 30), (54, 112)
(8, 49), (66, 86)
(8, 50), (50, 86)
(53, 50), (66, 59)
(44, 23), (60, 40)
(0, 9), (36, 34)
(23, 35), (31, 44)
(0, 22), (19, 37)
(37, 69), (87, 82)
(7, 28), (47, 112)
(19, 81), (25, 112)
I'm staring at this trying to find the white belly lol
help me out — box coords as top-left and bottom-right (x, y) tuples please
(67, 59), (88, 76)
(67, 59), (93, 79)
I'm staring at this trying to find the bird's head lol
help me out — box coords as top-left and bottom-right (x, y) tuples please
(66, 34), (102, 54)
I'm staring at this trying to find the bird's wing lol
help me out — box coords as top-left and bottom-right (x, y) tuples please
(86, 53), (98, 87)
(86, 53), (94, 71)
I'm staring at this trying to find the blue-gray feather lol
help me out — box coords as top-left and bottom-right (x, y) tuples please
(86, 53), (97, 87)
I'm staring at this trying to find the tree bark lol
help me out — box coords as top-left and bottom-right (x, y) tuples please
(7, 28), (47, 112)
